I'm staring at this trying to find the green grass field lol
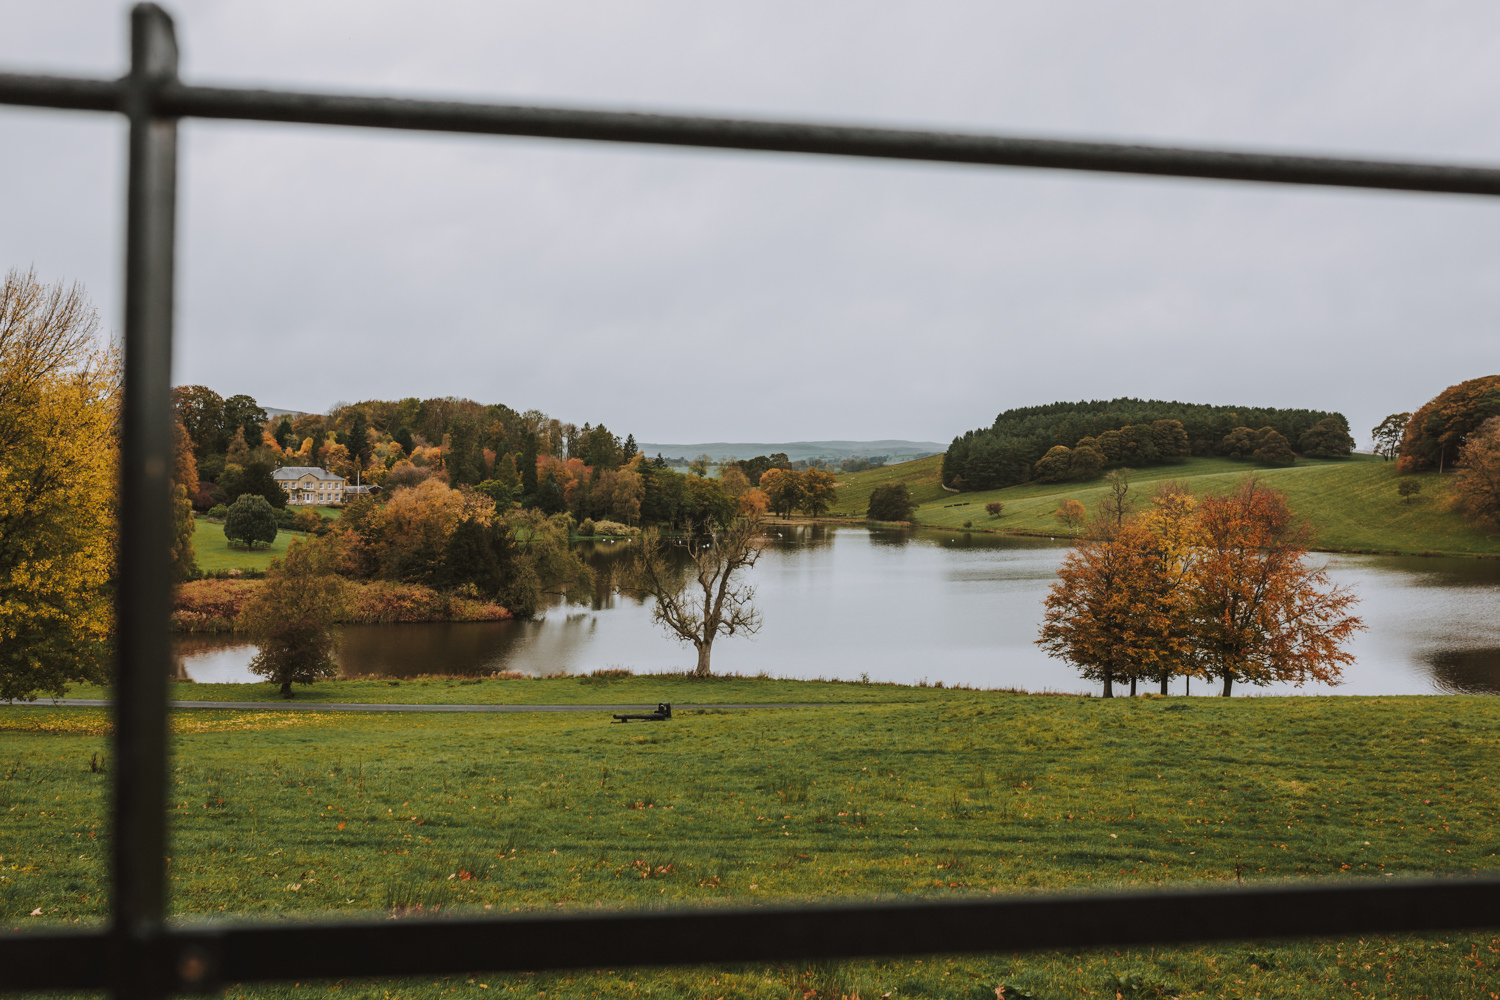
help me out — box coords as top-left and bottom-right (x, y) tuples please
(192, 507), (342, 572)
(3, 685), (1497, 998)
(834, 455), (1500, 557)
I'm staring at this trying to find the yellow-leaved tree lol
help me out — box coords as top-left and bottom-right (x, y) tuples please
(0, 268), (119, 701)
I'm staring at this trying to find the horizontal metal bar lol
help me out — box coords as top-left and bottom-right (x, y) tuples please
(0, 930), (110, 991)
(6, 71), (1500, 197)
(152, 84), (1500, 196)
(0, 72), (121, 113)
(5, 877), (1496, 992)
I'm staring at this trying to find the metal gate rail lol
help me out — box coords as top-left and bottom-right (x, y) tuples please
(2, 5), (1497, 996)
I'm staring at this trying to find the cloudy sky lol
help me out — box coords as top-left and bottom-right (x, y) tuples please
(3, 1), (1499, 447)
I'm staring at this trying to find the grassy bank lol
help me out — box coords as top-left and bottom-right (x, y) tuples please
(4, 687), (1497, 998)
(834, 455), (1500, 557)
(61, 673), (938, 706)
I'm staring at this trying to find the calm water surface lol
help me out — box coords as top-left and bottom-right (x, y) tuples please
(175, 525), (1500, 695)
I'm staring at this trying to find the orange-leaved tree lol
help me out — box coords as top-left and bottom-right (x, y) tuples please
(1189, 479), (1363, 696)
(1037, 518), (1190, 698)
(1055, 498), (1086, 535)
(1454, 416), (1500, 526)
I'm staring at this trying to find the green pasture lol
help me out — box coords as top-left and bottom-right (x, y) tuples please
(191, 507), (341, 572)
(835, 455), (1500, 557)
(831, 455), (950, 518)
(3, 689), (1498, 998)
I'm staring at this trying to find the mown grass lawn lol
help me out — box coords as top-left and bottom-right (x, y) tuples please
(191, 508), (341, 572)
(4, 687), (1497, 999)
(835, 454), (1500, 557)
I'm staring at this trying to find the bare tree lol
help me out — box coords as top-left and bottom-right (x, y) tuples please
(1097, 468), (1134, 528)
(629, 514), (766, 676)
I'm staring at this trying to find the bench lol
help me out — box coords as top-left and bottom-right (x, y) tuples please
(613, 703), (672, 723)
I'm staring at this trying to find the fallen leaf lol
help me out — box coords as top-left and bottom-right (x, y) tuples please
(29, 908), (41, 916)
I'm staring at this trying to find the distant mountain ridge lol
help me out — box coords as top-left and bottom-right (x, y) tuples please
(636, 440), (945, 463)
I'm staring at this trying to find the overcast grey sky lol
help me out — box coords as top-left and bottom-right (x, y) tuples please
(3, 1), (1499, 447)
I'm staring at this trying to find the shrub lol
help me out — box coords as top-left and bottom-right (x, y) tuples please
(292, 508), (324, 534)
(172, 578), (262, 631)
(347, 581), (509, 624)
(577, 518), (596, 537)
(206, 504), (229, 519)
(591, 519), (639, 536)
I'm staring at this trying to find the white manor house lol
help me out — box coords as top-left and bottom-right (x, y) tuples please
(272, 466), (346, 506)
(272, 467), (381, 506)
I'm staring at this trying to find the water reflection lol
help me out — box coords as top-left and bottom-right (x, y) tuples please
(174, 526), (1500, 696)
(1424, 648), (1500, 694)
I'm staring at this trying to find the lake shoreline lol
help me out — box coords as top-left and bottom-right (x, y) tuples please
(796, 514), (1500, 560)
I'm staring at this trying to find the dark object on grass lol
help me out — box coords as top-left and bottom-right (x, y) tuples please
(613, 703), (672, 723)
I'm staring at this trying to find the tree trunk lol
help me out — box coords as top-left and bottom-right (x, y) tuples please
(1221, 674), (1234, 697)
(280, 680), (293, 699)
(1102, 671), (1113, 698)
(1129, 676), (1137, 697)
(694, 641), (712, 677)
(1160, 674), (1168, 696)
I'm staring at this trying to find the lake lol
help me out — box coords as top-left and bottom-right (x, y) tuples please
(174, 524), (1500, 695)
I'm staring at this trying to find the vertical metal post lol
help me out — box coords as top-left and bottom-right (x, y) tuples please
(114, 5), (178, 998)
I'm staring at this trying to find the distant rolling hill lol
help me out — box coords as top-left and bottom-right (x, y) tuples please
(637, 440), (945, 463)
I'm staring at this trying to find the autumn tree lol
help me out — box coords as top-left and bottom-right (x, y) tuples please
(1298, 417), (1355, 459)
(1037, 519), (1189, 698)
(759, 467), (803, 519)
(172, 384), (225, 459)
(170, 419), (199, 581)
(1033, 445), (1073, 483)
(0, 268), (118, 701)
(1188, 479), (1363, 696)
(798, 469), (838, 517)
(867, 483), (917, 522)
(1454, 416), (1500, 526)
(628, 514), (765, 676)
(1055, 498), (1086, 535)
(1399, 375), (1500, 473)
(239, 537), (349, 698)
(1371, 413), (1410, 461)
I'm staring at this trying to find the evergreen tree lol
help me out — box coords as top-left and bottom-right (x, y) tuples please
(537, 471), (567, 515)
(442, 518), (502, 593)
(346, 408), (373, 471)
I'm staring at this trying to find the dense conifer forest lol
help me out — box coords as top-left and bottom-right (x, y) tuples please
(941, 397), (1353, 490)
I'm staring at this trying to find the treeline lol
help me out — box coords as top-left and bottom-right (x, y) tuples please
(942, 398), (1354, 490)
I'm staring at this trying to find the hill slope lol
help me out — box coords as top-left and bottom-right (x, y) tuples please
(834, 455), (1500, 557)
